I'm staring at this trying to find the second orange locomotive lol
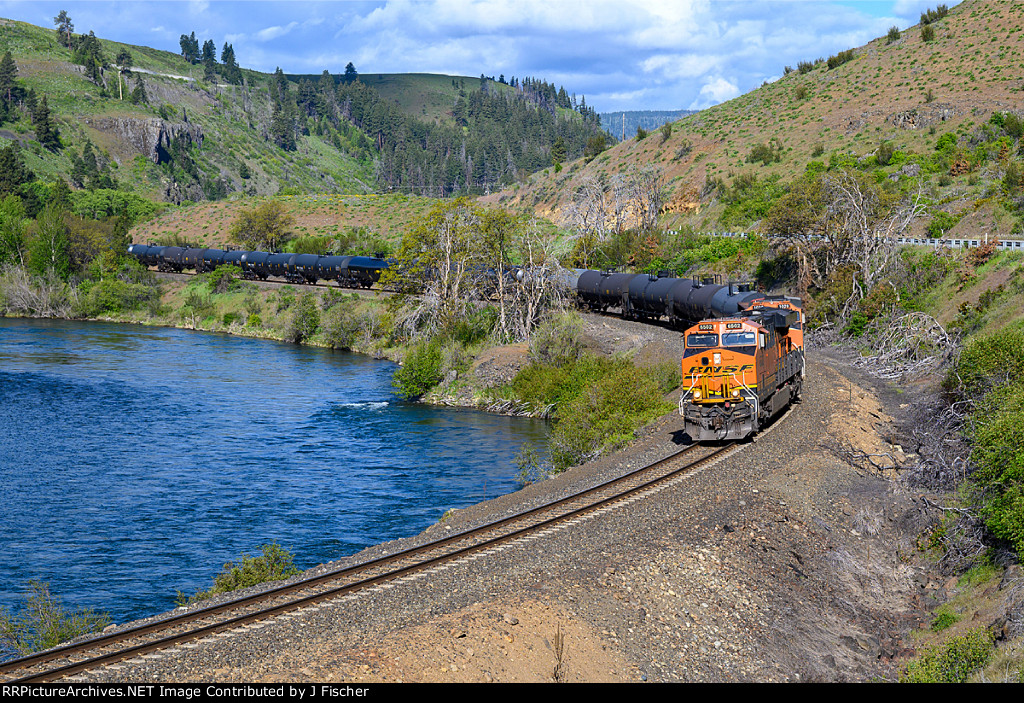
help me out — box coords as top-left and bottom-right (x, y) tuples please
(679, 298), (805, 442)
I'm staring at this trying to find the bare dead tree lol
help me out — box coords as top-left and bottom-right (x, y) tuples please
(852, 312), (959, 380)
(561, 176), (608, 267)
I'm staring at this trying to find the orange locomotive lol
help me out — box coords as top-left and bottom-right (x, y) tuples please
(679, 297), (805, 442)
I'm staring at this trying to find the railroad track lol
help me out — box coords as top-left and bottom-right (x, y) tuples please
(0, 441), (738, 683)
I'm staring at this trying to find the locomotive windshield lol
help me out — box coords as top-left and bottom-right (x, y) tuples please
(722, 331), (756, 347)
(686, 333), (719, 348)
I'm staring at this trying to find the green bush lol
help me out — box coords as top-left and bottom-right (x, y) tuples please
(926, 211), (960, 238)
(284, 291), (320, 343)
(177, 543), (300, 606)
(503, 354), (674, 473)
(930, 604), (960, 632)
(392, 339), (443, 399)
(0, 581), (111, 656)
(74, 278), (159, 317)
(900, 627), (993, 683)
(529, 311), (585, 367)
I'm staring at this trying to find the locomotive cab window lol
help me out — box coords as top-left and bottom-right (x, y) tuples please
(686, 333), (719, 348)
(685, 333), (719, 357)
(722, 331), (756, 347)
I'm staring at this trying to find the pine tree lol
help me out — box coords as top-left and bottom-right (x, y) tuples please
(221, 43), (241, 85)
(0, 51), (17, 105)
(343, 62), (358, 83)
(201, 40), (217, 81)
(179, 32), (199, 63)
(54, 10), (74, 48)
(33, 96), (61, 152)
(129, 75), (148, 105)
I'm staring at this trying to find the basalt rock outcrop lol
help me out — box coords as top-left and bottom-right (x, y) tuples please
(82, 116), (204, 163)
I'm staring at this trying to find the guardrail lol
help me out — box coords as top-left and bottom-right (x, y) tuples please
(669, 230), (1024, 252)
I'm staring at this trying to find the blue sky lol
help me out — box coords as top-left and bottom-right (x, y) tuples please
(0, 1), (958, 112)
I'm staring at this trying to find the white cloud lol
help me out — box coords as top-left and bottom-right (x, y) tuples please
(689, 76), (740, 110)
(256, 21), (300, 42)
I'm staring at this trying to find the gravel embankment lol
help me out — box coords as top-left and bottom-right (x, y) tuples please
(81, 336), (943, 683)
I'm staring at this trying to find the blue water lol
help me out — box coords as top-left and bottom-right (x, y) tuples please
(0, 318), (547, 625)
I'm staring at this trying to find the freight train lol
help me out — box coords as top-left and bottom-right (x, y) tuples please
(126, 244), (388, 288)
(678, 297), (805, 441)
(128, 243), (803, 440)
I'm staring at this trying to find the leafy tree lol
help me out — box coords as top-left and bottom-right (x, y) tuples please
(229, 200), (294, 250)
(0, 581), (110, 656)
(28, 201), (71, 280)
(53, 10), (74, 48)
(0, 194), (27, 267)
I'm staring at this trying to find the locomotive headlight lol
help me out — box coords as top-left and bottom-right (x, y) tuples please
(693, 390), (701, 400)
(732, 389), (740, 398)
(714, 352), (721, 364)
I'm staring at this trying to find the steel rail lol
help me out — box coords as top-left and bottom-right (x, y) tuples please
(2, 442), (734, 683)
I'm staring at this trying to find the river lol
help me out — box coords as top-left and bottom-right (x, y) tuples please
(0, 318), (547, 626)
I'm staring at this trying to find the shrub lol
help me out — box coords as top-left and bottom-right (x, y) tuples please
(74, 278), (159, 317)
(204, 265), (242, 294)
(926, 211), (960, 237)
(921, 24), (936, 42)
(900, 627), (993, 683)
(0, 581), (111, 656)
(177, 544), (300, 606)
(529, 311), (585, 367)
(284, 291), (320, 343)
(877, 141), (896, 166)
(887, 26), (901, 43)
(920, 4), (949, 25)
(392, 339), (443, 399)
(931, 604), (960, 632)
(827, 49), (855, 70)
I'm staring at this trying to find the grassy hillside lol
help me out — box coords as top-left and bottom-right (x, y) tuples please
(129, 193), (441, 250)
(492, 0), (1023, 239)
(0, 17), (377, 200)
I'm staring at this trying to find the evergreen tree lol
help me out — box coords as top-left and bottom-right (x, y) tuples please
(115, 49), (132, 100)
(129, 75), (148, 105)
(179, 32), (199, 63)
(0, 143), (35, 199)
(33, 95), (61, 151)
(201, 40), (217, 80)
(343, 62), (358, 83)
(0, 51), (18, 105)
(74, 31), (106, 85)
(220, 43), (241, 84)
(54, 10), (74, 48)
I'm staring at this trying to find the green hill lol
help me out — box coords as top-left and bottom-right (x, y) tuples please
(492, 0), (1024, 241)
(0, 17), (607, 210)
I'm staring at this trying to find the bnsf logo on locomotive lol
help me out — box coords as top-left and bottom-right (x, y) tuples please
(688, 364), (754, 375)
